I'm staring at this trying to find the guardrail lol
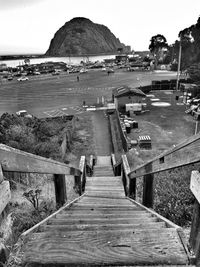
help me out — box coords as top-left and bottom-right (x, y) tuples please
(127, 132), (200, 207)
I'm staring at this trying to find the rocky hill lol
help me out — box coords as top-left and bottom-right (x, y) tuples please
(45, 17), (130, 56)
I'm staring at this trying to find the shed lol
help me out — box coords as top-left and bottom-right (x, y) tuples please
(112, 86), (146, 111)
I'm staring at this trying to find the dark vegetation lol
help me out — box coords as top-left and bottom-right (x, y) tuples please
(0, 113), (73, 160)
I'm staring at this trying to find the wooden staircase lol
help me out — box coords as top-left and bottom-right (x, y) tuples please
(22, 156), (191, 266)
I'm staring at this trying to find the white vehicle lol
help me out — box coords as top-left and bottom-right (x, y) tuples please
(33, 71), (40, 75)
(16, 110), (32, 118)
(17, 77), (29, 81)
(79, 68), (88, 73)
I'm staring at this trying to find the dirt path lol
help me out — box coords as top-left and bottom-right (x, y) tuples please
(91, 111), (112, 156)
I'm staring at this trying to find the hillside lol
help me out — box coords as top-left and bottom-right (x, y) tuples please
(45, 17), (130, 56)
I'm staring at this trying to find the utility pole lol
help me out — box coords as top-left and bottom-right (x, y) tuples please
(176, 36), (182, 91)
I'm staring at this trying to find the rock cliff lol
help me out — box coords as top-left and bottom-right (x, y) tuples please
(45, 17), (130, 56)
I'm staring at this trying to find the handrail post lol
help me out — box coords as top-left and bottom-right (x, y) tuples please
(189, 199), (200, 262)
(54, 174), (67, 207)
(129, 177), (136, 199)
(189, 170), (200, 264)
(142, 163), (154, 208)
(74, 175), (81, 195)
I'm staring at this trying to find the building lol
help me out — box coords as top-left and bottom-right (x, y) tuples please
(112, 86), (146, 111)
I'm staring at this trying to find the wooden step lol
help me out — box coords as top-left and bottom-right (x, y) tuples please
(78, 198), (132, 205)
(85, 187), (124, 192)
(22, 228), (188, 266)
(47, 216), (158, 225)
(85, 191), (125, 198)
(40, 222), (166, 232)
(56, 212), (153, 220)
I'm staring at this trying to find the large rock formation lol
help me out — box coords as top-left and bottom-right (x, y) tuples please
(45, 17), (130, 56)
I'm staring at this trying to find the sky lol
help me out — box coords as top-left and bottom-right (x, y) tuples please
(0, 0), (200, 55)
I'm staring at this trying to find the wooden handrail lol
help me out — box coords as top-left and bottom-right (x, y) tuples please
(0, 143), (83, 208)
(0, 144), (81, 176)
(129, 132), (200, 179)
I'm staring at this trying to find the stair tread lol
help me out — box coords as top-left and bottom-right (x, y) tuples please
(41, 222), (166, 232)
(23, 228), (188, 265)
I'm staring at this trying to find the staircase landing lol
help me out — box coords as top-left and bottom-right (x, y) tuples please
(22, 157), (191, 266)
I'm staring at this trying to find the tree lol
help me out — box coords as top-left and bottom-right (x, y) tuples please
(149, 34), (168, 69)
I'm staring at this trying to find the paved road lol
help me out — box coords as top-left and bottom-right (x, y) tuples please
(92, 111), (112, 156)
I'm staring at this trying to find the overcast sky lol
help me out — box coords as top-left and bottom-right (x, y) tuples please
(0, 0), (200, 55)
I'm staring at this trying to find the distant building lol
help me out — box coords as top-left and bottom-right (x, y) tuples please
(0, 64), (7, 71)
(112, 86), (146, 111)
(115, 55), (129, 63)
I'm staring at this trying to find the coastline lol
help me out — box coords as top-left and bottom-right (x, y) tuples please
(0, 52), (123, 61)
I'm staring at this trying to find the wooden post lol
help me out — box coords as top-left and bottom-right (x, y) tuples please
(189, 170), (200, 264)
(189, 199), (200, 263)
(122, 169), (127, 196)
(54, 174), (67, 207)
(129, 178), (136, 199)
(142, 163), (154, 208)
(74, 175), (81, 195)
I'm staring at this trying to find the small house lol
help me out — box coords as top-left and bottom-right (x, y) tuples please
(112, 86), (146, 111)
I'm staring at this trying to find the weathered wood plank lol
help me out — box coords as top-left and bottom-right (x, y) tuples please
(85, 187), (124, 191)
(129, 132), (200, 179)
(85, 192), (125, 198)
(0, 180), (11, 214)
(41, 222), (166, 232)
(56, 212), (153, 220)
(54, 174), (67, 206)
(190, 170), (200, 204)
(0, 144), (80, 175)
(143, 163), (154, 208)
(23, 229), (188, 266)
(0, 165), (4, 183)
(48, 216), (158, 225)
(190, 170), (200, 264)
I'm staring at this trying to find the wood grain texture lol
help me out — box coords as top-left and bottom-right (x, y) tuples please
(23, 229), (188, 266)
(41, 222), (166, 232)
(0, 180), (11, 214)
(0, 143), (80, 175)
(22, 157), (189, 266)
(190, 170), (200, 204)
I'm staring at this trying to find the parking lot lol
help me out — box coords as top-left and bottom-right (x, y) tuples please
(0, 69), (178, 118)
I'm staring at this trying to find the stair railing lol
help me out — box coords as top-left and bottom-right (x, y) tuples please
(0, 143), (83, 212)
(126, 131), (200, 208)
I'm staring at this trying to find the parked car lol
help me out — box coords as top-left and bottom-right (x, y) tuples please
(107, 68), (115, 74)
(7, 76), (13, 81)
(33, 71), (41, 75)
(79, 68), (88, 74)
(52, 71), (60, 75)
(16, 110), (32, 118)
(17, 77), (29, 81)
